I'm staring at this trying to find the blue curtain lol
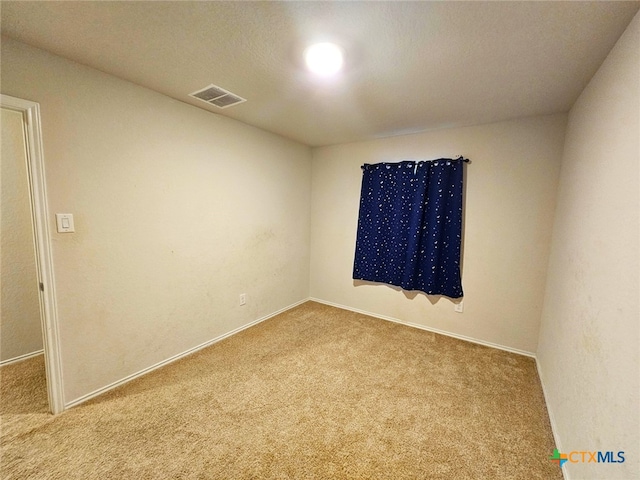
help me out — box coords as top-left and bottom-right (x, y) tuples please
(353, 158), (465, 298)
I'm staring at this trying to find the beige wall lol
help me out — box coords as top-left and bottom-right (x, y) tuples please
(310, 114), (567, 354)
(1, 37), (312, 404)
(1, 107), (43, 362)
(537, 12), (639, 480)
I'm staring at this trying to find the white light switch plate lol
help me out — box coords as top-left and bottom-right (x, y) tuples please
(55, 213), (75, 233)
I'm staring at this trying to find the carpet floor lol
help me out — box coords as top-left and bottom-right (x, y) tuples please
(0, 301), (562, 479)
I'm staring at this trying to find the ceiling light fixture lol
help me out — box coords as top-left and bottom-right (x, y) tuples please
(304, 42), (344, 77)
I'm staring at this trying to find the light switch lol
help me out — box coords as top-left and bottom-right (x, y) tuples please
(55, 213), (75, 233)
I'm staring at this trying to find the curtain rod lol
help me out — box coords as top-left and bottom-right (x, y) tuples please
(361, 157), (470, 170)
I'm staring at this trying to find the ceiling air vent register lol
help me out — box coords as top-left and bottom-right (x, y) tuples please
(189, 84), (246, 109)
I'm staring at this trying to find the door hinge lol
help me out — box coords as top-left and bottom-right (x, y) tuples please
(39, 282), (44, 292)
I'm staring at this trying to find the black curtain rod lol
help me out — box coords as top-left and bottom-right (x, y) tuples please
(361, 157), (470, 170)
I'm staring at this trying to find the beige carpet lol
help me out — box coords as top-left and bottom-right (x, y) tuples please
(0, 301), (562, 479)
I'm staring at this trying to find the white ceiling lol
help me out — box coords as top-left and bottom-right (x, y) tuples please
(1, 1), (639, 147)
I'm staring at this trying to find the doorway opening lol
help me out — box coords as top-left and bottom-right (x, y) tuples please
(1, 94), (64, 414)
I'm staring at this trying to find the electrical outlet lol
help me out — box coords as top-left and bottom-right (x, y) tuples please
(239, 293), (247, 306)
(454, 301), (464, 313)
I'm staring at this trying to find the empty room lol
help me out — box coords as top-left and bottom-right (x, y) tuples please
(0, 2), (638, 479)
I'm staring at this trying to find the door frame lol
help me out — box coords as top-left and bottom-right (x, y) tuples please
(2, 94), (64, 414)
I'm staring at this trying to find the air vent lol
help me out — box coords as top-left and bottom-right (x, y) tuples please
(189, 84), (246, 109)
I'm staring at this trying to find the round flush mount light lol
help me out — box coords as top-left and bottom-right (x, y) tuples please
(304, 42), (344, 77)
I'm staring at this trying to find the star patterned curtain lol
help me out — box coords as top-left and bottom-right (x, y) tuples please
(353, 158), (465, 298)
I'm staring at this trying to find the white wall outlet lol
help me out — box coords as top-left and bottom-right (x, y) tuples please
(454, 300), (464, 313)
(55, 213), (75, 233)
(239, 293), (247, 306)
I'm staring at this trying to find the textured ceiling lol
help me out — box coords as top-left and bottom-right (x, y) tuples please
(1, 1), (639, 147)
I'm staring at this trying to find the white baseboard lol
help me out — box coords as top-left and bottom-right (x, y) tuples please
(535, 358), (568, 480)
(65, 298), (309, 409)
(0, 349), (44, 367)
(308, 297), (536, 358)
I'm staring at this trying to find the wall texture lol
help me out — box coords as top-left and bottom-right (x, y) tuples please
(310, 114), (567, 354)
(1, 107), (43, 362)
(1, 37), (312, 404)
(537, 12), (639, 480)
